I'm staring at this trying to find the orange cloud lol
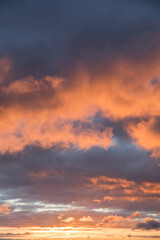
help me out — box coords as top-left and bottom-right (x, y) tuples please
(0, 204), (11, 216)
(0, 60), (114, 153)
(1, 55), (160, 154)
(88, 176), (160, 203)
(93, 199), (101, 203)
(103, 196), (113, 201)
(79, 216), (94, 222)
(62, 217), (75, 223)
(89, 176), (135, 190)
(140, 182), (160, 194)
(130, 211), (142, 219)
(0, 110), (113, 153)
(103, 215), (124, 223)
(101, 212), (142, 229)
(127, 118), (160, 157)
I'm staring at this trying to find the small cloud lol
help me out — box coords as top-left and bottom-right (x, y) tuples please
(104, 196), (113, 201)
(131, 211), (142, 219)
(62, 217), (75, 223)
(58, 214), (64, 220)
(79, 216), (94, 222)
(103, 215), (124, 223)
(93, 199), (101, 203)
(0, 204), (12, 216)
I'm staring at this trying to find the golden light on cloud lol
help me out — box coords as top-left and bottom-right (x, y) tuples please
(79, 216), (94, 222)
(0, 204), (11, 216)
(0, 1), (160, 240)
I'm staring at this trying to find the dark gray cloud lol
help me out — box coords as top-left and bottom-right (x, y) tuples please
(0, 138), (159, 212)
(128, 234), (160, 238)
(0, 232), (31, 237)
(0, 0), (160, 80)
(136, 219), (160, 230)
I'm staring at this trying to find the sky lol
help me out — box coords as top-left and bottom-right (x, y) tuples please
(0, 0), (160, 239)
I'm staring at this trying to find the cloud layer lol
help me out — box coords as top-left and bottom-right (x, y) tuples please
(0, 0), (160, 239)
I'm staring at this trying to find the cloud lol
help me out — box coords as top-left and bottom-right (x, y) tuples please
(127, 117), (160, 157)
(88, 175), (160, 196)
(103, 215), (124, 223)
(0, 232), (31, 237)
(99, 211), (143, 229)
(62, 217), (75, 223)
(130, 211), (142, 219)
(128, 234), (160, 238)
(0, 0), (160, 235)
(136, 218), (160, 230)
(1, 53), (160, 155)
(101, 213), (138, 229)
(0, 204), (11, 216)
(0, 143), (159, 222)
(0, 60), (115, 153)
(79, 216), (94, 222)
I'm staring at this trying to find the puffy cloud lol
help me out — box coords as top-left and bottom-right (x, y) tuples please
(0, 62), (114, 153)
(62, 217), (75, 223)
(1, 45), (160, 155)
(101, 212), (143, 229)
(101, 214), (133, 229)
(103, 215), (124, 223)
(136, 218), (160, 230)
(0, 204), (11, 216)
(79, 216), (94, 222)
(1, 54), (160, 155)
(127, 117), (160, 157)
(130, 211), (142, 219)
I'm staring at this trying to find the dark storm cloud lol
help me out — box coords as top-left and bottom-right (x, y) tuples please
(136, 219), (160, 230)
(128, 235), (160, 238)
(0, 0), (160, 79)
